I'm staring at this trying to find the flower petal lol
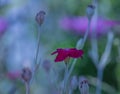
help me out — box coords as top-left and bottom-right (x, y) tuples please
(54, 49), (68, 62)
(51, 48), (84, 62)
(68, 49), (84, 58)
(54, 52), (68, 62)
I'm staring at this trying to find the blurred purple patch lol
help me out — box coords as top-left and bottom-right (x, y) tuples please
(7, 71), (21, 80)
(59, 16), (120, 36)
(0, 17), (8, 36)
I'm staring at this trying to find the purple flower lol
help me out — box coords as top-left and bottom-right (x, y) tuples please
(59, 16), (120, 36)
(0, 17), (8, 36)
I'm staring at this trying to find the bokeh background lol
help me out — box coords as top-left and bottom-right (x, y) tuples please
(0, 0), (120, 94)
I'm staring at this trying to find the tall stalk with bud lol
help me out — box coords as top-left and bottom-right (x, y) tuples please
(88, 1), (114, 94)
(20, 10), (46, 94)
(51, 4), (95, 94)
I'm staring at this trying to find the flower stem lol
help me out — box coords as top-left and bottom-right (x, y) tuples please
(65, 18), (91, 85)
(63, 63), (69, 94)
(68, 89), (73, 94)
(34, 26), (41, 65)
(99, 32), (114, 68)
(66, 59), (77, 82)
(30, 26), (41, 85)
(25, 82), (30, 94)
(81, 19), (91, 49)
(90, 14), (99, 67)
(96, 68), (103, 94)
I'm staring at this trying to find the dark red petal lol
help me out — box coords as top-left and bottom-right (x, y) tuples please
(68, 49), (84, 58)
(54, 49), (69, 62)
(52, 48), (83, 62)
(51, 48), (63, 55)
(51, 50), (58, 55)
(54, 53), (68, 62)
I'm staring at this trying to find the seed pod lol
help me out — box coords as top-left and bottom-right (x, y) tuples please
(35, 10), (46, 26)
(21, 67), (32, 83)
(86, 5), (95, 20)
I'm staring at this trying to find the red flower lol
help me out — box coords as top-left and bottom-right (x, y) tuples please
(51, 48), (84, 62)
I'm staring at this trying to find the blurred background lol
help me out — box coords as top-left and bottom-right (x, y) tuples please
(0, 0), (120, 94)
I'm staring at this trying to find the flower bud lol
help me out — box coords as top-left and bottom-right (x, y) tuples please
(76, 38), (83, 49)
(21, 67), (32, 83)
(79, 76), (89, 94)
(35, 10), (46, 26)
(86, 5), (95, 20)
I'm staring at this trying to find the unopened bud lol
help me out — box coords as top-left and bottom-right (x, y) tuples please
(21, 67), (32, 83)
(79, 76), (89, 94)
(86, 5), (95, 20)
(76, 38), (83, 49)
(35, 10), (46, 26)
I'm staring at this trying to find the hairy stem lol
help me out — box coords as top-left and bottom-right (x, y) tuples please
(68, 89), (73, 94)
(34, 26), (41, 65)
(66, 18), (91, 84)
(81, 19), (91, 49)
(25, 82), (30, 94)
(66, 59), (77, 83)
(63, 63), (69, 94)
(99, 32), (114, 68)
(96, 68), (103, 94)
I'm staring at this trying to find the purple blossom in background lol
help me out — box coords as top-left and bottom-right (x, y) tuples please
(59, 16), (120, 36)
(0, 17), (8, 36)
(6, 71), (21, 80)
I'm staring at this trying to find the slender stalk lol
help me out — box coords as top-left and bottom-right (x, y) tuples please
(66, 18), (91, 84)
(25, 82), (30, 94)
(63, 63), (69, 94)
(34, 26), (41, 65)
(95, 32), (114, 94)
(60, 18), (91, 94)
(90, 0), (99, 65)
(90, 10), (99, 67)
(96, 68), (103, 94)
(81, 19), (91, 49)
(118, 40), (120, 61)
(66, 59), (77, 83)
(118, 40), (120, 56)
(92, 0), (98, 6)
(30, 26), (41, 85)
(68, 89), (73, 94)
(99, 32), (114, 68)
